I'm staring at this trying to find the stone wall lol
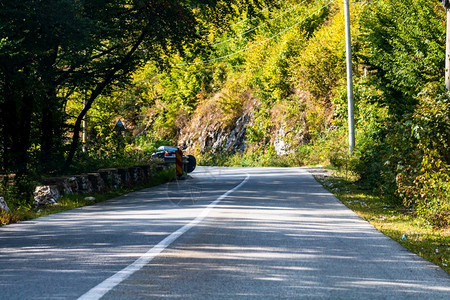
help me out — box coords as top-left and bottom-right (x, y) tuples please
(29, 163), (170, 207)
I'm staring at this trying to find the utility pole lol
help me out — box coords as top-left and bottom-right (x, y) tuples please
(444, 1), (450, 90)
(344, 0), (355, 154)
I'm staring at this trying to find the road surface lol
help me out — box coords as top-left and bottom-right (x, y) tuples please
(0, 167), (449, 299)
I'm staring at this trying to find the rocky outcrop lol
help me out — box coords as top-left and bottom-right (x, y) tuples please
(178, 88), (317, 156)
(179, 95), (255, 153)
(273, 128), (291, 156)
(223, 113), (251, 152)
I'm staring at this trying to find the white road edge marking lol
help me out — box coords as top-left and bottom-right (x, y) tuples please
(78, 173), (250, 300)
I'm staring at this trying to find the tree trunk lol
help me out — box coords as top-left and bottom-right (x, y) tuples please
(62, 30), (147, 172)
(40, 93), (65, 172)
(39, 47), (64, 173)
(0, 86), (33, 175)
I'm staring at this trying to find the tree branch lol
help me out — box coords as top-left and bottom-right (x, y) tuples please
(62, 29), (148, 171)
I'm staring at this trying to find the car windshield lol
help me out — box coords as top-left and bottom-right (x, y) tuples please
(156, 146), (178, 152)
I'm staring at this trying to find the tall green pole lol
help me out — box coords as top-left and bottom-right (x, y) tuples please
(344, 0), (355, 154)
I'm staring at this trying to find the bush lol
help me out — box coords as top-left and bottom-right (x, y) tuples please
(412, 85), (450, 164)
(0, 174), (37, 213)
(393, 87), (450, 227)
(397, 149), (450, 227)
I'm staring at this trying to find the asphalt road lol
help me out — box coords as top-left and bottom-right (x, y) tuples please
(0, 167), (449, 299)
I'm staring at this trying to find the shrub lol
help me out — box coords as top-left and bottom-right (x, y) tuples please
(0, 174), (37, 211)
(397, 149), (450, 228)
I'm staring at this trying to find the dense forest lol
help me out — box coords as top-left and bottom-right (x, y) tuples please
(1, 0), (449, 227)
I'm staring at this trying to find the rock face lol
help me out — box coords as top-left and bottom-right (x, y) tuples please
(223, 113), (251, 152)
(177, 89), (317, 156)
(34, 185), (60, 207)
(0, 197), (10, 213)
(274, 128), (291, 156)
(179, 95), (255, 153)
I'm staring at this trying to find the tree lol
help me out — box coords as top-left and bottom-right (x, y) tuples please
(360, 0), (445, 117)
(0, 0), (219, 174)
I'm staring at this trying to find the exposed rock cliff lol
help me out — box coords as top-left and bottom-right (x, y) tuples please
(179, 92), (256, 153)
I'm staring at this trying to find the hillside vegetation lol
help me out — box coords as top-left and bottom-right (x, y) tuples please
(1, 0), (449, 228)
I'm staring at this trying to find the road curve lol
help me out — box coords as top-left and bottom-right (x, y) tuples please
(0, 167), (449, 299)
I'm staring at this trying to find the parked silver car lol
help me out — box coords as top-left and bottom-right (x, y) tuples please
(151, 146), (196, 173)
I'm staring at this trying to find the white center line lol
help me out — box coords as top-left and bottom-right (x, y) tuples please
(78, 173), (250, 300)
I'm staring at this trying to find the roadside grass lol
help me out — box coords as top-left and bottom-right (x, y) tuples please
(315, 170), (450, 273)
(0, 168), (175, 226)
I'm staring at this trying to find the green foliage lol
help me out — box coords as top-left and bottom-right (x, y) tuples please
(360, 0), (445, 117)
(257, 30), (304, 102)
(0, 0), (219, 176)
(343, 0), (450, 229)
(412, 85), (450, 163)
(0, 174), (38, 212)
(393, 86), (450, 227)
(291, 4), (347, 102)
(198, 146), (296, 167)
(397, 149), (450, 227)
